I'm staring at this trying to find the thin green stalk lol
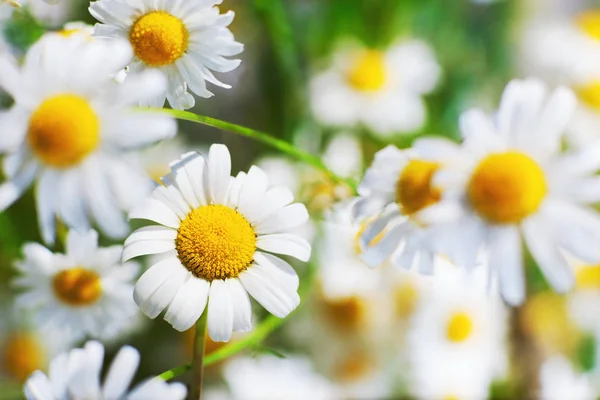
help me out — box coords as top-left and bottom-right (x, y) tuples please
(156, 108), (357, 193)
(189, 310), (208, 400)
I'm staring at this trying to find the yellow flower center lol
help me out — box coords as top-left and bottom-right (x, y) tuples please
(446, 311), (473, 343)
(176, 205), (257, 281)
(444, 396), (460, 400)
(577, 11), (600, 40)
(468, 152), (547, 224)
(335, 353), (373, 382)
(2, 334), (45, 383)
(27, 94), (100, 168)
(577, 81), (600, 110)
(576, 265), (600, 290)
(53, 267), (102, 306)
(129, 11), (189, 67)
(396, 159), (442, 215)
(321, 296), (366, 330)
(346, 50), (387, 92)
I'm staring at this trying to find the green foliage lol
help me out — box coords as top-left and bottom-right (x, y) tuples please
(3, 8), (44, 53)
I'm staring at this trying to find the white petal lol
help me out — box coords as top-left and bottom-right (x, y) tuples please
(360, 223), (409, 268)
(102, 346), (140, 400)
(522, 215), (574, 293)
(236, 166), (269, 216)
(254, 252), (299, 291)
(207, 280), (234, 342)
(254, 203), (309, 234)
(256, 233), (311, 261)
(139, 264), (190, 319)
(129, 198), (181, 229)
(488, 226), (525, 305)
(207, 144), (232, 204)
(122, 238), (176, 262)
(133, 257), (182, 310)
(244, 186), (294, 223)
(164, 276), (210, 331)
(228, 279), (252, 332)
(35, 169), (59, 245)
(125, 226), (177, 246)
(24, 371), (55, 400)
(537, 86), (577, 156)
(0, 162), (37, 211)
(239, 266), (299, 318)
(66, 229), (98, 264)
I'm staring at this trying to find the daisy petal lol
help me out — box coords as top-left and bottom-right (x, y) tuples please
(207, 280), (234, 342)
(102, 346), (140, 400)
(164, 277), (210, 331)
(228, 278), (252, 332)
(129, 198), (181, 229)
(239, 266), (300, 318)
(488, 226), (525, 305)
(254, 203), (309, 234)
(207, 144), (231, 204)
(256, 233), (311, 262)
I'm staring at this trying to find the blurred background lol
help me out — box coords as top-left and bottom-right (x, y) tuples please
(3, 0), (600, 399)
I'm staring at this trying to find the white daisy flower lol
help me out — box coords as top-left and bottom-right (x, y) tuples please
(422, 78), (600, 305)
(13, 230), (140, 346)
(0, 33), (176, 243)
(24, 340), (187, 400)
(351, 142), (459, 272)
(205, 355), (339, 400)
(407, 259), (508, 400)
(90, 0), (243, 110)
(123, 144), (311, 341)
(539, 356), (597, 400)
(309, 40), (440, 137)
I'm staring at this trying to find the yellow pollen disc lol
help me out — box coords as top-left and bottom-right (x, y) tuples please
(176, 205), (257, 281)
(335, 353), (372, 382)
(27, 94), (99, 168)
(576, 265), (600, 290)
(577, 11), (600, 40)
(346, 50), (387, 92)
(321, 296), (366, 330)
(2, 334), (45, 382)
(130, 11), (189, 67)
(446, 311), (473, 343)
(467, 152), (547, 224)
(53, 267), (102, 306)
(396, 159), (442, 215)
(577, 81), (600, 110)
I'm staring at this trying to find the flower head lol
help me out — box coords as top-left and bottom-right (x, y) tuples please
(124, 144), (311, 341)
(24, 341), (186, 400)
(0, 33), (176, 243)
(90, 0), (243, 109)
(13, 230), (140, 346)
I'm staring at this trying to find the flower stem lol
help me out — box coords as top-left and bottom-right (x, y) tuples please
(157, 108), (358, 193)
(190, 310), (208, 400)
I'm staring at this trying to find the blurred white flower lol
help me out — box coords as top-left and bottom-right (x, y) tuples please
(13, 230), (140, 346)
(422, 78), (600, 305)
(206, 355), (339, 400)
(24, 341), (187, 400)
(539, 356), (597, 400)
(90, 0), (243, 109)
(408, 259), (508, 400)
(351, 142), (457, 273)
(0, 34), (176, 243)
(309, 40), (440, 137)
(123, 144), (311, 341)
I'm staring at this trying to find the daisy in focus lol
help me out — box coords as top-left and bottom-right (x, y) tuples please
(90, 0), (243, 109)
(0, 33), (176, 243)
(351, 141), (459, 272)
(123, 144), (311, 341)
(24, 340), (187, 400)
(309, 40), (440, 137)
(421, 78), (600, 305)
(13, 230), (140, 346)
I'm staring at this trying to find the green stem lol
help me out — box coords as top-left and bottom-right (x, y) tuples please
(189, 310), (208, 400)
(157, 108), (357, 192)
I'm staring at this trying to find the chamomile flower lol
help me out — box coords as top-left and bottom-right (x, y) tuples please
(123, 144), (311, 341)
(423, 78), (600, 305)
(0, 33), (176, 243)
(90, 0), (243, 109)
(407, 259), (508, 399)
(351, 142), (458, 272)
(24, 341), (187, 400)
(13, 230), (140, 346)
(309, 40), (440, 137)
